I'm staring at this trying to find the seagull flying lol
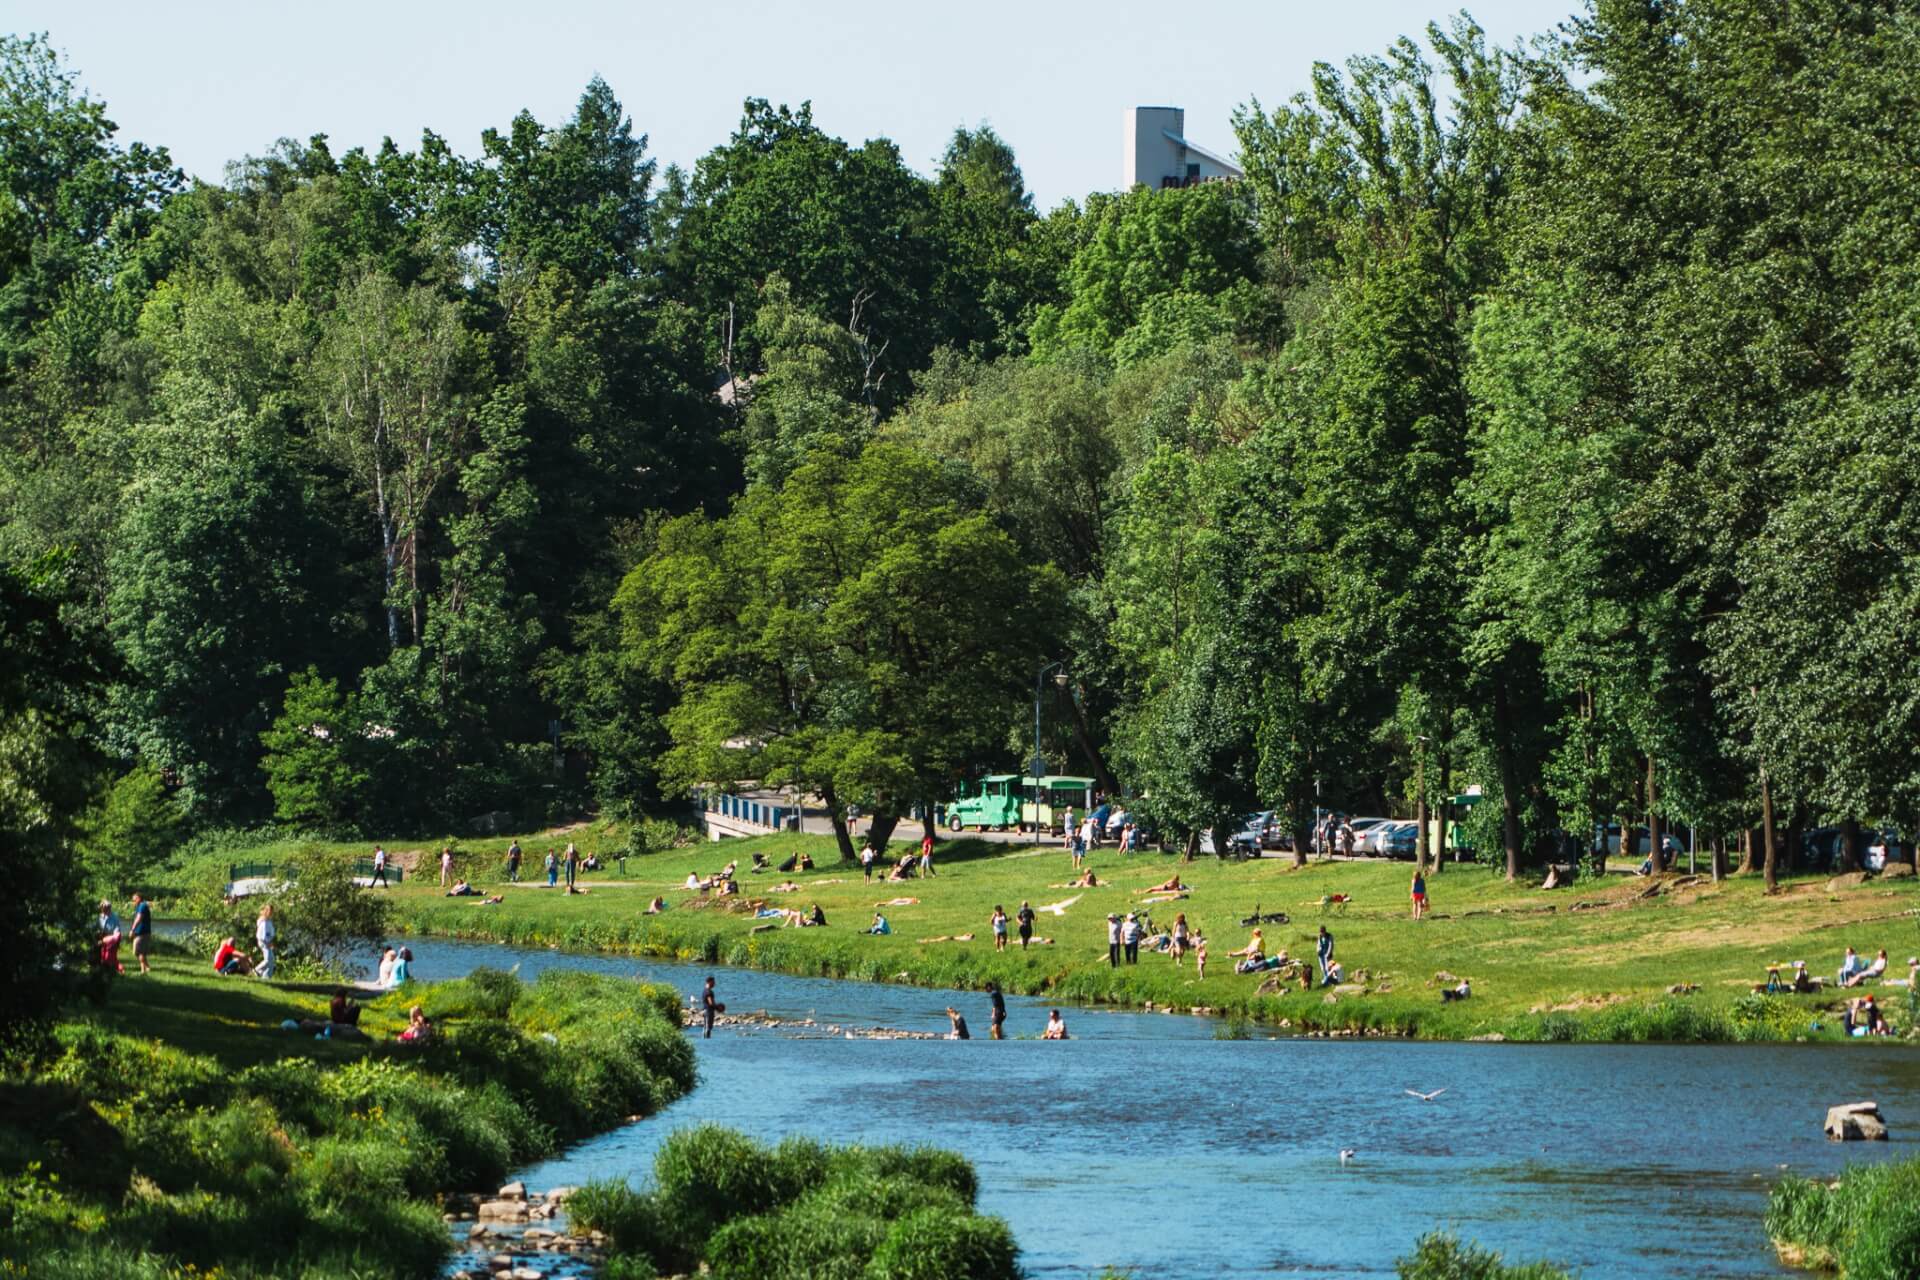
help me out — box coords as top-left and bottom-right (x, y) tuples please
(1404, 1088), (1448, 1102)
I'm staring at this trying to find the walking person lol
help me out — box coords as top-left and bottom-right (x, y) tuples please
(920, 833), (935, 878)
(506, 839), (522, 883)
(371, 844), (389, 888)
(986, 980), (1007, 1040)
(990, 905), (1009, 952)
(1410, 868), (1428, 920)
(1016, 900), (1035, 950)
(1122, 912), (1141, 964)
(1338, 818), (1355, 858)
(1316, 925), (1336, 987)
(1106, 913), (1122, 968)
(564, 842), (580, 891)
(128, 892), (152, 975)
(701, 976), (721, 1038)
(439, 845), (453, 887)
(1194, 932), (1208, 979)
(544, 849), (558, 888)
(255, 903), (277, 980)
(1170, 911), (1189, 965)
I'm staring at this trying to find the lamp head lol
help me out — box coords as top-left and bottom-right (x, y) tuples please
(1053, 671), (1070, 688)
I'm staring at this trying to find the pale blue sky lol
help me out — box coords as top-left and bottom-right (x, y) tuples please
(31, 1), (1573, 207)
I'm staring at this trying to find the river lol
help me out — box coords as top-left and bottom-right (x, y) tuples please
(402, 935), (1920, 1279)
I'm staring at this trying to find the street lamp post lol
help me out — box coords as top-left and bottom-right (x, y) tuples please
(1030, 661), (1070, 835)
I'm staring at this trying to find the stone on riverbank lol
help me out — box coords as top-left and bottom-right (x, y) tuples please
(1825, 1101), (1888, 1141)
(497, 1180), (526, 1201)
(478, 1199), (529, 1220)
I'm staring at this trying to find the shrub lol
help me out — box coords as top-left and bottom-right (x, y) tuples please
(1768, 1159), (1920, 1280)
(1394, 1232), (1574, 1279)
(567, 1178), (664, 1257)
(706, 1201), (887, 1280)
(864, 1206), (1021, 1280)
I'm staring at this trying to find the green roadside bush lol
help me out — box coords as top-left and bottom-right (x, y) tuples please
(569, 1126), (1019, 1280)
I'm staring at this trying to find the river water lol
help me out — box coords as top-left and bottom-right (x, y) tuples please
(405, 936), (1920, 1279)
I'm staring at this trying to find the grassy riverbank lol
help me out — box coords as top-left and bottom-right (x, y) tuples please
(0, 944), (691, 1279)
(285, 829), (1920, 1042)
(1768, 1156), (1920, 1279)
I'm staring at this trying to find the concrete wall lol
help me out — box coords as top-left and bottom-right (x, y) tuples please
(1124, 106), (1186, 190)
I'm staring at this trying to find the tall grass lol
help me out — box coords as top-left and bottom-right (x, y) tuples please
(1767, 1158), (1920, 1279)
(567, 1125), (1018, 1280)
(2, 967), (690, 1279)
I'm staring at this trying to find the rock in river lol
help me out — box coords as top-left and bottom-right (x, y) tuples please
(1825, 1101), (1889, 1141)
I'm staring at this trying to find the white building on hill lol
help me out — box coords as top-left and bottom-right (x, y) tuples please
(1123, 106), (1243, 190)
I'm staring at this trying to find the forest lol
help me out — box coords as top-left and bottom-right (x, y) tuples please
(6, 0), (1920, 932)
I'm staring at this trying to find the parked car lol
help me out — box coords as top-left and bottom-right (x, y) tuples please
(1593, 824), (1687, 860)
(1200, 812), (1273, 858)
(1802, 826), (1905, 873)
(1377, 821), (1419, 859)
(1356, 821), (1407, 856)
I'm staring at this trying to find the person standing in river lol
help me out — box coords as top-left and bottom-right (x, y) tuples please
(946, 1006), (971, 1040)
(701, 976), (720, 1038)
(986, 980), (1007, 1040)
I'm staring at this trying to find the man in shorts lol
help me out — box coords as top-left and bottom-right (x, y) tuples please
(1016, 901), (1035, 950)
(128, 893), (152, 975)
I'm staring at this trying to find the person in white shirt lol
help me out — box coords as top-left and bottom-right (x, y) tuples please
(255, 903), (277, 979)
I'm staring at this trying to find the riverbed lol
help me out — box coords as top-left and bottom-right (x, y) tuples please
(407, 935), (1920, 1278)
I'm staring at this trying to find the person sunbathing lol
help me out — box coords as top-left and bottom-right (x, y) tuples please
(1228, 929), (1265, 961)
(1145, 874), (1186, 894)
(1071, 869), (1100, 888)
(444, 879), (478, 896)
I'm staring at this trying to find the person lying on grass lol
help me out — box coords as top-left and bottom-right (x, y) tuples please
(1144, 874), (1186, 894)
(445, 879), (478, 896)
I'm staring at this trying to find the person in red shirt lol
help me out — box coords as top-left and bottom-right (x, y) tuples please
(920, 833), (936, 878)
(212, 936), (252, 976)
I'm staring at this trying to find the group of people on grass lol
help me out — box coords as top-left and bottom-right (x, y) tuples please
(95, 893), (153, 976)
(212, 903), (278, 979)
(1757, 947), (1915, 1036)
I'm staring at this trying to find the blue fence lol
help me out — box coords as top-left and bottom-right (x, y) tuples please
(699, 791), (792, 830)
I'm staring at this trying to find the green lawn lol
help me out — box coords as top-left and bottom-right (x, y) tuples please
(214, 827), (1920, 1042)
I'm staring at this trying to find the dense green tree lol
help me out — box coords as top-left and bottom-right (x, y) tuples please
(259, 669), (374, 831)
(621, 441), (1063, 854)
(77, 761), (181, 894)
